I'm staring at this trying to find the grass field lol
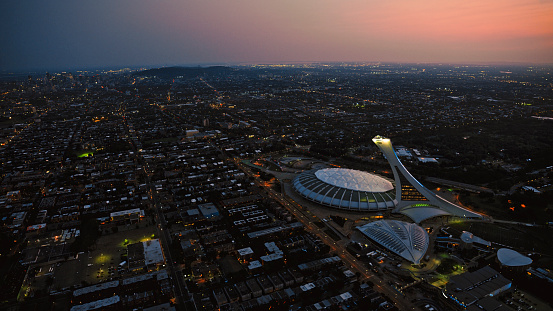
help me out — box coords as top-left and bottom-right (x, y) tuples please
(429, 253), (466, 288)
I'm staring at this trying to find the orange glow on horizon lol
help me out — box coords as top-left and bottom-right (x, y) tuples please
(4, 0), (553, 72)
(347, 0), (553, 42)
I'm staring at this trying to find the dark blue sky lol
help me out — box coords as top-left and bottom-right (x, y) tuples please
(2, 0), (553, 72)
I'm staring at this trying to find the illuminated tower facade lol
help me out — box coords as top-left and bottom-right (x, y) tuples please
(372, 135), (483, 223)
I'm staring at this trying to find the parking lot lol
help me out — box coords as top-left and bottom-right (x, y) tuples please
(503, 290), (551, 311)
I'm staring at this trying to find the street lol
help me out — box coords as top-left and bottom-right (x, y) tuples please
(141, 154), (196, 310)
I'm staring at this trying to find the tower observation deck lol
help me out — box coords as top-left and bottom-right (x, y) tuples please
(372, 135), (483, 223)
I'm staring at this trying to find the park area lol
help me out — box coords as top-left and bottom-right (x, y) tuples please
(428, 253), (466, 288)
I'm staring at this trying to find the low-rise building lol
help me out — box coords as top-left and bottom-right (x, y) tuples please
(246, 278), (262, 298)
(444, 266), (512, 308)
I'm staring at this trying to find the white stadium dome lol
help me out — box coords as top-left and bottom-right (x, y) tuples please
(293, 168), (397, 211)
(357, 220), (429, 264)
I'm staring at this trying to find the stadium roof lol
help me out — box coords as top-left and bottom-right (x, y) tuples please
(315, 168), (393, 192)
(356, 220), (429, 264)
(293, 169), (397, 211)
(497, 248), (532, 267)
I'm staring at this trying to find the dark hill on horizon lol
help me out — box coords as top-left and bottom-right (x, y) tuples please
(134, 66), (236, 79)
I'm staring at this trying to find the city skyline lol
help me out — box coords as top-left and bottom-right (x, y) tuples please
(2, 0), (553, 72)
(1, 56), (552, 310)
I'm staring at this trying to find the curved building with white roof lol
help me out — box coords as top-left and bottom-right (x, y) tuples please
(497, 248), (532, 268)
(292, 168), (397, 211)
(356, 220), (429, 264)
(459, 231), (491, 249)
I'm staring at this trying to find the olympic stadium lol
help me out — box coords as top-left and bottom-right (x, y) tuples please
(292, 168), (397, 211)
(290, 135), (483, 266)
(292, 136), (483, 223)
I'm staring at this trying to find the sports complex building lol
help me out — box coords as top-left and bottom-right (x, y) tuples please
(356, 220), (429, 264)
(292, 168), (397, 211)
(497, 248), (532, 270)
(292, 135), (483, 224)
(291, 136), (484, 264)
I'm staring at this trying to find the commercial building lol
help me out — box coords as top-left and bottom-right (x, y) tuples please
(143, 239), (165, 267)
(444, 266), (512, 308)
(198, 203), (219, 219)
(127, 239), (165, 271)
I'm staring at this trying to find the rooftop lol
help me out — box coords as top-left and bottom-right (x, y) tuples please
(237, 247), (254, 256)
(446, 266), (512, 307)
(460, 231), (491, 246)
(73, 280), (119, 297)
(143, 239), (164, 266)
(357, 220), (429, 264)
(315, 168), (393, 192)
(497, 248), (532, 267)
(70, 295), (120, 311)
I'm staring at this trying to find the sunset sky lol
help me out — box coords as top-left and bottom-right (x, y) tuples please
(1, 0), (553, 71)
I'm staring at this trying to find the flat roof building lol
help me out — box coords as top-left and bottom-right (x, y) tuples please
(110, 208), (143, 222)
(70, 295), (121, 311)
(198, 203), (219, 219)
(444, 266), (512, 308)
(237, 247), (254, 257)
(127, 239), (165, 271)
(143, 239), (165, 267)
(298, 256), (341, 271)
